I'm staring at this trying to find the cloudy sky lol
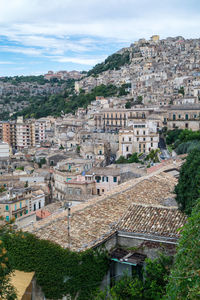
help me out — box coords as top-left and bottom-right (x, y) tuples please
(0, 0), (200, 76)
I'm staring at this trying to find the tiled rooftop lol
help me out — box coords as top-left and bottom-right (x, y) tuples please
(25, 162), (185, 251)
(118, 203), (186, 238)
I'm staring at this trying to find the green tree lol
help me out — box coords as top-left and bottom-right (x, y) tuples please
(115, 156), (128, 164)
(166, 200), (200, 299)
(95, 254), (173, 300)
(0, 219), (17, 300)
(125, 101), (131, 109)
(136, 95), (143, 104)
(145, 149), (160, 163)
(175, 149), (200, 215)
(178, 86), (184, 96)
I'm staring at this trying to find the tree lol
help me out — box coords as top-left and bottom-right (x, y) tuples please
(0, 219), (16, 300)
(178, 86), (184, 96)
(125, 101), (131, 109)
(136, 95), (143, 104)
(175, 149), (200, 215)
(59, 144), (64, 150)
(145, 149), (160, 163)
(94, 254), (173, 300)
(115, 156), (128, 164)
(166, 199), (200, 299)
(76, 145), (81, 154)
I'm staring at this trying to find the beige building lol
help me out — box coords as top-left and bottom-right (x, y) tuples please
(85, 168), (121, 196)
(167, 105), (200, 130)
(118, 121), (159, 158)
(94, 108), (154, 132)
(0, 187), (31, 221)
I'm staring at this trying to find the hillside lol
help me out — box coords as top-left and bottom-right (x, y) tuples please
(87, 50), (131, 76)
(0, 75), (68, 120)
(12, 83), (127, 119)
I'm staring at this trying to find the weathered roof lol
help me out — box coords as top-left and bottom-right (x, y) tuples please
(25, 162), (185, 251)
(117, 203), (186, 238)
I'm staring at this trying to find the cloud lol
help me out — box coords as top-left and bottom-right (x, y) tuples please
(53, 55), (107, 66)
(1, 46), (43, 56)
(0, 0), (200, 75)
(0, 61), (14, 64)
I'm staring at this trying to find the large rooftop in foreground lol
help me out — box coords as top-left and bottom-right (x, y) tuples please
(25, 162), (186, 251)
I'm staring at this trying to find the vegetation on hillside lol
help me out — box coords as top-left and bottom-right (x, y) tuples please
(175, 149), (200, 215)
(12, 84), (126, 119)
(0, 218), (17, 300)
(87, 51), (130, 76)
(166, 199), (200, 299)
(166, 129), (200, 154)
(0, 75), (62, 85)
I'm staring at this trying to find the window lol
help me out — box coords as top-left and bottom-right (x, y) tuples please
(143, 137), (146, 141)
(6, 216), (9, 221)
(34, 204), (36, 211)
(68, 188), (73, 195)
(143, 131), (145, 135)
(102, 176), (104, 182)
(102, 189), (104, 193)
(113, 177), (117, 183)
(20, 202), (22, 209)
(178, 114), (181, 119)
(122, 137), (124, 141)
(129, 137), (131, 142)
(106, 177), (109, 182)
(20, 212), (22, 217)
(126, 146), (129, 152)
(5, 205), (9, 211)
(185, 114), (189, 120)
(75, 189), (81, 195)
(39, 202), (41, 209)
(99, 150), (102, 155)
(15, 214), (17, 219)
(173, 114), (176, 120)
(137, 138), (139, 141)
(26, 210), (28, 214)
(151, 143), (153, 147)
(137, 131), (139, 135)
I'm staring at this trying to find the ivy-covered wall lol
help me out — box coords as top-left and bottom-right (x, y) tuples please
(3, 231), (109, 300)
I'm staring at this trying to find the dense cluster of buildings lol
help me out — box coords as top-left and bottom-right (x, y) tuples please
(44, 70), (83, 81)
(0, 37), (198, 283)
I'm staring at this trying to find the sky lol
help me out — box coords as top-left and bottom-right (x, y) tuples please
(0, 0), (200, 76)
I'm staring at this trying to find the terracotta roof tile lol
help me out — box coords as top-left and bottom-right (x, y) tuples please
(25, 162), (185, 251)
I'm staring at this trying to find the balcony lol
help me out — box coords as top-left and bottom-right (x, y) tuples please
(12, 205), (27, 215)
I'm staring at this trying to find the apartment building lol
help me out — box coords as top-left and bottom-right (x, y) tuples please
(118, 121), (159, 157)
(0, 117), (46, 149)
(0, 187), (31, 221)
(94, 108), (153, 132)
(167, 105), (200, 130)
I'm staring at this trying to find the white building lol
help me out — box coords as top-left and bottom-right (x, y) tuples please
(29, 189), (45, 212)
(118, 121), (159, 158)
(0, 142), (10, 159)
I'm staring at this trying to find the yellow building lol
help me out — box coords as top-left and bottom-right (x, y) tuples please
(151, 35), (160, 42)
(0, 188), (31, 222)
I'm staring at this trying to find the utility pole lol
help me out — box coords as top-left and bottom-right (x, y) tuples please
(64, 201), (72, 249)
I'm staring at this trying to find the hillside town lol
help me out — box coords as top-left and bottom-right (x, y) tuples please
(0, 35), (200, 299)
(1, 35), (200, 225)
